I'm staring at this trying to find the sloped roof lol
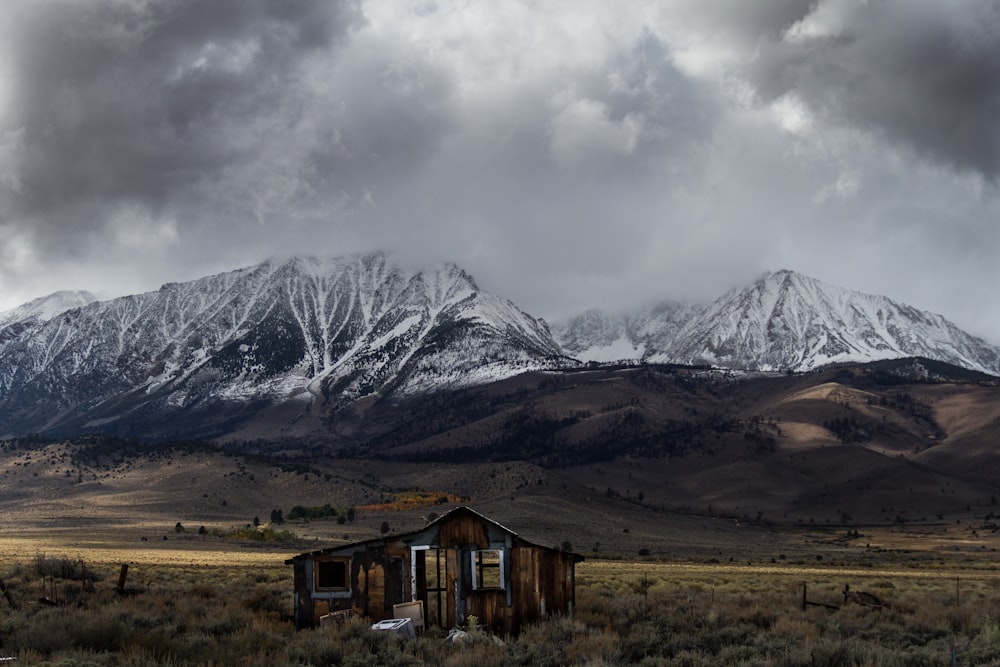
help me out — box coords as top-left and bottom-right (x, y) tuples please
(427, 505), (518, 535)
(285, 505), (581, 563)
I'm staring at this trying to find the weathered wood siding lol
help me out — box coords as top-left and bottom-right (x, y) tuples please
(508, 545), (577, 633)
(288, 507), (580, 633)
(292, 559), (314, 629)
(446, 545), (459, 628)
(437, 513), (491, 549)
(465, 589), (509, 632)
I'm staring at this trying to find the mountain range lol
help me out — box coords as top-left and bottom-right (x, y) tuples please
(0, 254), (563, 438)
(554, 269), (1000, 374)
(0, 253), (997, 439)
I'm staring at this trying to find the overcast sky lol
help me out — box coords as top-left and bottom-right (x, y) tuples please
(1, 0), (998, 342)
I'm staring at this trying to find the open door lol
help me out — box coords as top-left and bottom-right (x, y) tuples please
(414, 547), (448, 627)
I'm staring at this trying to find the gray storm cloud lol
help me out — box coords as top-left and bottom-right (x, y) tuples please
(0, 0), (997, 342)
(747, 0), (1000, 177)
(2, 1), (361, 235)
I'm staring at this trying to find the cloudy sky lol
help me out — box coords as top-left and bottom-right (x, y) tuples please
(0, 0), (998, 342)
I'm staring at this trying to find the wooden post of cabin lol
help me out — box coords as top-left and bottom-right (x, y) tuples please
(0, 577), (18, 610)
(116, 564), (129, 593)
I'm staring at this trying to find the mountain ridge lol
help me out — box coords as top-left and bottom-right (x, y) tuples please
(1, 257), (997, 440)
(554, 269), (1000, 375)
(0, 252), (567, 438)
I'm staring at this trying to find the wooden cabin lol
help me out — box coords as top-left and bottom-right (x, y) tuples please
(286, 506), (583, 634)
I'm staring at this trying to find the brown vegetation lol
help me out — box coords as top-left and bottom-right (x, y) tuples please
(1, 555), (999, 665)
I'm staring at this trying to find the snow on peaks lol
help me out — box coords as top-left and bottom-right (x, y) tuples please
(552, 309), (628, 354)
(0, 290), (98, 327)
(0, 253), (571, 437)
(555, 270), (1000, 375)
(413, 263), (479, 309)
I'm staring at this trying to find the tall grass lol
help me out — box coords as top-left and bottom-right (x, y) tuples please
(1, 556), (998, 665)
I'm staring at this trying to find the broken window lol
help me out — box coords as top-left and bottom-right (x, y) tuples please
(315, 558), (350, 591)
(471, 549), (504, 590)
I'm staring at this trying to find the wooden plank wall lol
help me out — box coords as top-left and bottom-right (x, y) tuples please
(293, 560), (313, 628)
(447, 547), (459, 628)
(367, 561), (386, 620)
(292, 511), (577, 634)
(438, 514), (490, 549)
(466, 589), (508, 632)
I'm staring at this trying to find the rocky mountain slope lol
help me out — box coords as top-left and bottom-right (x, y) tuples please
(2, 260), (997, 441)
(554, 270), (1000, 374)
(0, 253), (566, 438)
(0, 290), (97, 347)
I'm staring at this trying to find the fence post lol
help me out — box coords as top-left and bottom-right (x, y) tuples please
(116, 564), (129, 594)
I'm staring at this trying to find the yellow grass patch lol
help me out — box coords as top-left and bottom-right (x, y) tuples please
(0, 535), (292, 568)
(358, 490), (464, 513)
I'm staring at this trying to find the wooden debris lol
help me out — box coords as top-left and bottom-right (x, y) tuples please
(801, 582), (839, 611)
(842, 584), (890, 610)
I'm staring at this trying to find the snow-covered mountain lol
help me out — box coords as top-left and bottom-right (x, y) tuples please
(554, 270), (1000, 374)
(0, 253), (566, 437)
(0, 290), (97, 343)
(553, 303), (696, 363)
(3, 262), (997, 439)
(0, 290), (97, 326)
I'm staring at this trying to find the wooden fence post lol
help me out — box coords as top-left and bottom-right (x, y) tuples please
(116, 564), (129, 594)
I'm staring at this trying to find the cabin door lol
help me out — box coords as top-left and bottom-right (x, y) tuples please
(414, 547), (448, 627)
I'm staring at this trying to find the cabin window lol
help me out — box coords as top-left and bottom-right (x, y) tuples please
(315, 557), (350, 591)
(471, 549), (505, 590)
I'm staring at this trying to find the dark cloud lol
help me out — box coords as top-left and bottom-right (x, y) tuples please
(302, 38), (457, 203)
(747, 0), (1000, 177)
(674, 0), (815, 41)
(350, 29), (720, 310)
(1, 0), (363, 245)
(0, 1), (997, 345)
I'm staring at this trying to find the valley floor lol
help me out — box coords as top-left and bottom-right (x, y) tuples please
(0, 528), (999, 666)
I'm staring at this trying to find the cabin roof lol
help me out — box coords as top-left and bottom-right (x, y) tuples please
(285, 505), (582, 563)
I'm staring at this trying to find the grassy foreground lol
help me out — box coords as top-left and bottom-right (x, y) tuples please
(1, 548), (999, 666)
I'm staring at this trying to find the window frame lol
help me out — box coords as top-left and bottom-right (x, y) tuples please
(314, 557), (351, 592)
(470, 548), (505, 591)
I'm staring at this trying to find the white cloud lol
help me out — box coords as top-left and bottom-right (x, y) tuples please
(106, 204), (179, 253)
(0, 226), (36, 274)
(814, 170), (861, 204)
(548, 98), (642, 166)
(784, 0), (867, 43)
(770, 94), (813, 136)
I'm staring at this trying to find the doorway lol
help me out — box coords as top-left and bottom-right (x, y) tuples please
(413, 547), (448, 627)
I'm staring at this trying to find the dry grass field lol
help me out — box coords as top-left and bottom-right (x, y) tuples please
(2, 523), (1000, 666)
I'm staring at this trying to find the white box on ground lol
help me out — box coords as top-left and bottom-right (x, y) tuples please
(370, 617), (415, 638)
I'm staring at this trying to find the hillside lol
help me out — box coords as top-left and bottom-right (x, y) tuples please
(4, 360), (998, 559)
